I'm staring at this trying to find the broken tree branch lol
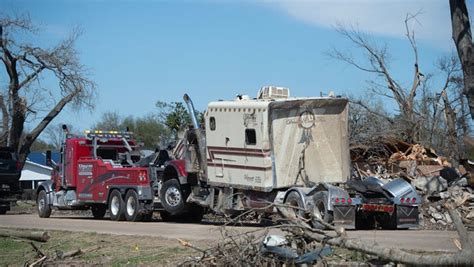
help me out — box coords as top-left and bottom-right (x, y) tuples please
(29, 241), (45, 257)
(28, 255), (47, 267)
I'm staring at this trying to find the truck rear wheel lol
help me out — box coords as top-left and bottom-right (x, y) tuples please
(109, 190), (125, 221)
(91, 204), (107, 219)
(37, 190), (51, 218)
(125, 190), (142, 222)
(160, 179), (186, 215)
(311, 191), (333, 230)
(285, 191), (305, 220)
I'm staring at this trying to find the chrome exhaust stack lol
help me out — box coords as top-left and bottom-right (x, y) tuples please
(183, 93), (207, 181)
(183, 94), (200, 130)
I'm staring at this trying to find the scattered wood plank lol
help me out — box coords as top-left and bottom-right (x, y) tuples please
(28, 255), (47, 267)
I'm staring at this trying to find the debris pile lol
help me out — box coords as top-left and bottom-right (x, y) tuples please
(179, 228), (332, 266)
(351, 137), (474, 230)
(180, 205), (474, 266)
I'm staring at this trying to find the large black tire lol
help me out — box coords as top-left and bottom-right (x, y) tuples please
(378, 211), (398, 230)
(285, 191), (306, 220)
(91, 204), (107, 219)
(37, 190), (51, 218)
(109, 190), (125, 221)
(356, 213), (376, 230)
(160, 211), (173, 222)
(160, 179), (186, 215)
(142, 211), (153, 222)
(124, 190), (143, 222)
(311, 191), (333, 230)
(187, 205), (204, 223)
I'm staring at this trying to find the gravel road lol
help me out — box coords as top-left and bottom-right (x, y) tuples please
(1, 214), (471, 252)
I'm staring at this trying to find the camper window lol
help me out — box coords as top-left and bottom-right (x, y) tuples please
(210, 117), (216, 131)
(245, 129), (256, 145)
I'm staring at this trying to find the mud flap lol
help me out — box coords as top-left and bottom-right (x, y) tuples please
(396, 205), (419, 229)
(332, 204), (356, 229)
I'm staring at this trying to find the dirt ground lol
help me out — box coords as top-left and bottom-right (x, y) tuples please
(0, 227), (213, 266)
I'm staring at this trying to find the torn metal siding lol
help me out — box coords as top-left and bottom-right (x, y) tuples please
(269, 98), (350, 188)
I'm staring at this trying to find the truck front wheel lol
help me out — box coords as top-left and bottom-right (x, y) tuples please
(37, 190), (51, 218)
(91, 204), (107, 219)
(109, 190), (125, 221)
(160, 179), (185, 215)
(125, 190), (143, 222)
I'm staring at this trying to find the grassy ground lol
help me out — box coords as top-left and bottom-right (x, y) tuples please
(0, 228), (207, 266)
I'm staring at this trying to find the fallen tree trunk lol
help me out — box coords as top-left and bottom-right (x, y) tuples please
(289, 228), (472, 265)
(279, 205), (474, 266)
(0, 230), (50, 242)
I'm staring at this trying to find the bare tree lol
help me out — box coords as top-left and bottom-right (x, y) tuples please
(0, 15), (95, 166)
(329, 14), (424, 142)
(44, 123), (73, 150)
(449, 0), (474, 119)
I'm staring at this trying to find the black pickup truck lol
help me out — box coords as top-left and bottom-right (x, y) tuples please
(0, 147), (21, 214)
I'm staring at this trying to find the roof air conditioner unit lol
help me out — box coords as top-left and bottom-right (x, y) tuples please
(257, 86), (290, 100)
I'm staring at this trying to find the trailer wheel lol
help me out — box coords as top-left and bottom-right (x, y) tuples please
(312, 191), (333, 230)
(160, 179), (186, 215)
(37, 190), (51, 218)
(109, 190), (125, 221)
(285, 191), (306, 219)
(125, 190), (143, 222)
(91, 204), (107, 219)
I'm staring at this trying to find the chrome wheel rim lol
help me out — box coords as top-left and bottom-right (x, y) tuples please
(288, 199), (299, 218)
(111, 195), (120, 215)
(38, 195), (45, 212)
(126, 195), (136, 216)
(165, 187), (181, 207)
(313, 201), (325, 221)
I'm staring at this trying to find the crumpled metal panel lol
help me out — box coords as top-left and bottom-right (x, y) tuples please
(269, 98), (350, 188)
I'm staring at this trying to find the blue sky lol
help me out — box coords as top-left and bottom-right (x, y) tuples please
(1, 0), (471, 137)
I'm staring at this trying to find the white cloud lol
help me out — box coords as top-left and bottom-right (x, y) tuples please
(269, 0), (454, 49)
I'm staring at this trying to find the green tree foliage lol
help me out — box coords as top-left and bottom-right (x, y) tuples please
(156, 101), (191, 135)
(91, 112), (169, 149)
(156, 101), (204, 139)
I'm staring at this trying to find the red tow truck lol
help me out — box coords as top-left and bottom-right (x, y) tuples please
(36, 127), (160, 221)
